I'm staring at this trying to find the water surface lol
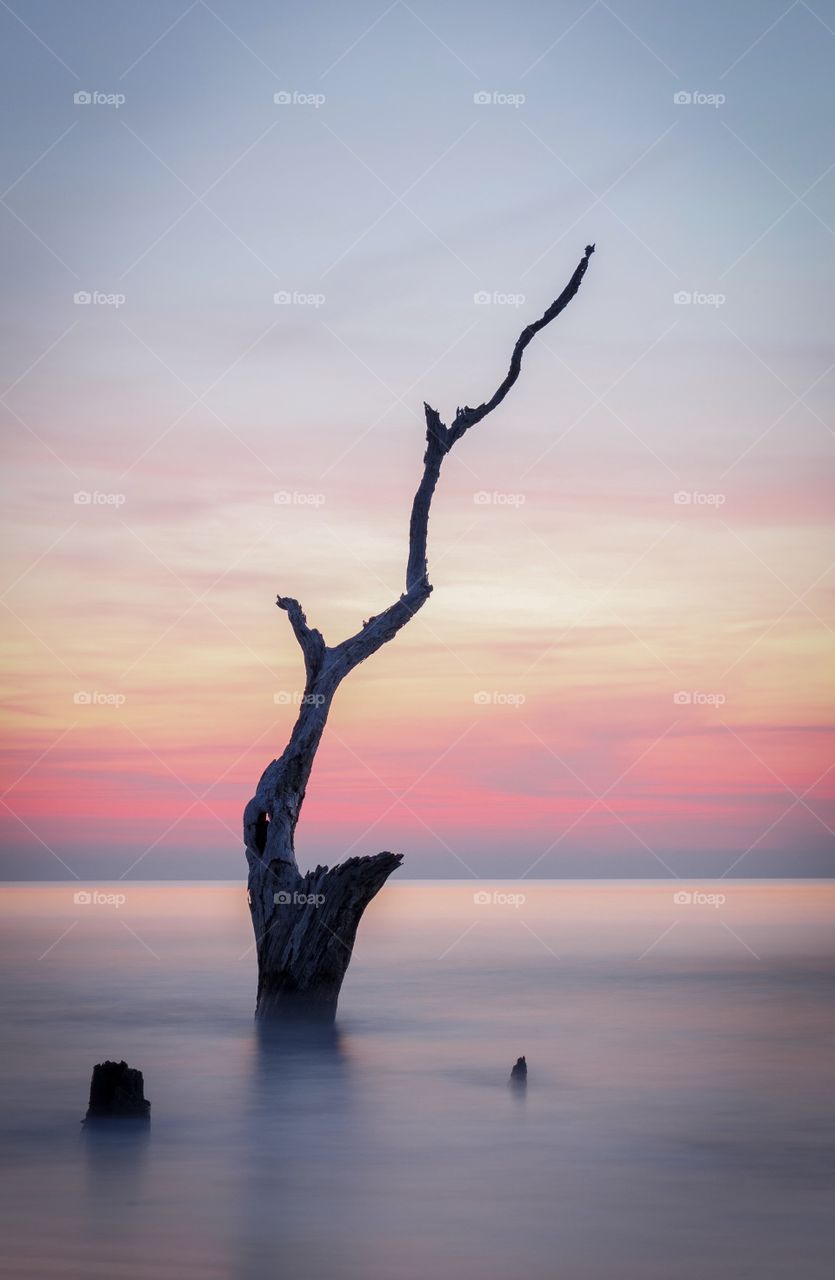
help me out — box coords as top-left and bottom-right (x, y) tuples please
(1, 880), (833, 1279)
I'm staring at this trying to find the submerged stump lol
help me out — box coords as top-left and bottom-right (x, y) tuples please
(510, 1055), (527, 1086)
(84, 1060), (150, 1123)
(247, 848), (403, 1022)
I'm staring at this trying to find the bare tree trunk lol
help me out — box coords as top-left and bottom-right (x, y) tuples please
(249, 852), (403, 1020)
(244, 245), (595, 1022)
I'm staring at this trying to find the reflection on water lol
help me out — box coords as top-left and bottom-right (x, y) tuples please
(0, 881), (833, 1279)
(82, 1122), (151, 1251)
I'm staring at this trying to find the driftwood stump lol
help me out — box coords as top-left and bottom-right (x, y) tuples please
(510, 1055), (528, 1085)
(84, 1060), (150, 1122)
(247, 850), (403, 1021)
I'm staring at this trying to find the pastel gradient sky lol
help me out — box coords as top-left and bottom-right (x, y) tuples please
(1, 0), (833, 879)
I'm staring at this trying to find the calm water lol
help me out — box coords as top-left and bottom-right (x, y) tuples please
(0, 880), (833, 1280)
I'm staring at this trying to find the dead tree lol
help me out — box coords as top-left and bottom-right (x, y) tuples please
(245, 245), (595, 1021)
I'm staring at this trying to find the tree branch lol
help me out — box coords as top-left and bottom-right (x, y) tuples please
(447, 243), (594, 446)
(276, 595), (327, 683)
(328, 244), (595, 678)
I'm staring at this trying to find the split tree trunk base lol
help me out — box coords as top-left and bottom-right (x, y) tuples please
(248, 851), (403, 1023)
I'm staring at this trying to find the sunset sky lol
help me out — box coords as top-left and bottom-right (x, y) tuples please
(1, 0), (833, 879)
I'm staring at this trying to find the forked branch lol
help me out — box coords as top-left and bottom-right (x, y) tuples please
(276, 595), (326, 682)
(279, 243), (596, 683)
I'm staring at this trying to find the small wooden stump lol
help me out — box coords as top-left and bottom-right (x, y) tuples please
(510, 1055), (527, 1086)
(84, 1060), (150, 1123)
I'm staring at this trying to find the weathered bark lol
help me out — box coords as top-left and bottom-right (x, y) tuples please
(245, 245), (595, 1022)
(251, 852), (403, 1020)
